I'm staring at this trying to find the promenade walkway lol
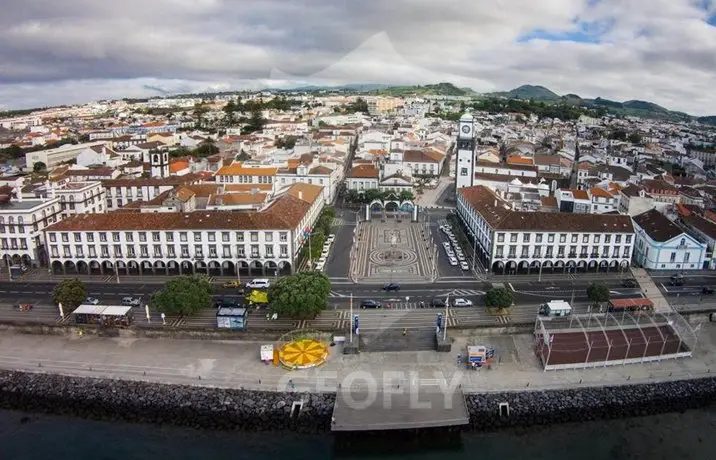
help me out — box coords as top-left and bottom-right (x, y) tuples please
(0, 324), (714, 395)
(631, 267), (673, 313)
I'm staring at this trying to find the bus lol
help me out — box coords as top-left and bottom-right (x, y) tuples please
(607, 298), (654, 313)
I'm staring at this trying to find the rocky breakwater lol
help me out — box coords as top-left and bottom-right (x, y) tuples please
(465, 377), (716, 430)
(0, 371), (335, 432)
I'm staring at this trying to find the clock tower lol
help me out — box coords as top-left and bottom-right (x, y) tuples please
(455, 112), (475, 189)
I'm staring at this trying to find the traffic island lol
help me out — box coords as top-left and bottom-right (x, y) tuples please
(435, 332), (451, 352)
(343, 337), (360, 355)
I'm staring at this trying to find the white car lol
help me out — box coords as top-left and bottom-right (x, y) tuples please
(449, 257), (458, 266)
(321, 248), (329, 258)
(327, 234), (335, 242)
(460, 261), (470, 270)
(246, 279), (270, 289)
(314, 261), (325, 271)
(453, 298), (473, 307)
(85, 297), (100, 305)
(121, 296), (141, 307)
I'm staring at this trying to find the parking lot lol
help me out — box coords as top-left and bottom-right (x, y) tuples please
(430, 217), (476, 279)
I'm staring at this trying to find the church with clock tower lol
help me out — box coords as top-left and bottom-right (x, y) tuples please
(455, 112), (475, 189)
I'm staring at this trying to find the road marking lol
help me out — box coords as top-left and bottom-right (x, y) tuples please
(508, 283), (515, 291)
(661, 284), (669, 292)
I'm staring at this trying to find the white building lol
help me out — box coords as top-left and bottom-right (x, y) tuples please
(44, 184), (325, 277)
(25, 141), (111, 170)
(0, 195), (63, 268)
(55, 182), (107, 219)
(102, 175), (201, 210)
(632, 209), (707, 270)
(618, 184), (655, 216)
(456, 185), (635, 274)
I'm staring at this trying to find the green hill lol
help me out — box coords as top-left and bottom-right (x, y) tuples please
(490, 85), (560, 101)
(374, 82), (474, 97)
(484, 86), (707, 123)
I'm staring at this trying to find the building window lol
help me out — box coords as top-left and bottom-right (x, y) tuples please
(571, 235), (578, 243)
(194, 232), (202, 242)
(208, 233), (216, 242)
(582, 235), (589, 243)
(497, 233), (505, 243)
(612, 246), (619, 258)
(112, 232), (120, 242)
(61, 233), (69, 243)
(181, 245), (189, 258)
(251, 232), (259, 242)
(251, 245), (260, 258)
(557, 246), (565, 257)
(280, 245), (288, 257)
(623, 247), (630, 258)
(51, 246), (58, 258)
(86, 233), (94, 243)
(50, 234), (56, 242)
(88, 247), (96, 258)
(266, 245), (274, 257)
(223, 245), (231, 258)
(266, 233), (273, 243)
(180, 232), (188, 242)
(605, 235), (611, 244)
(194, 245), (203, 257)
(222, 232), (230, 242)
(73, 233), (82, 242)
(685, 252), (690, 262)
(535, 233), (543, 243)
(559, 234), (566, 243)
(594, 235), (601, 243)
(154, 245), (162, 257)
(680, 238), (685, 246)
(127, 245), (135, 257)
(167, 245), (175, 258)
(548, 234), (555, 243)
(545, 247), (553, 258)
(280, 232), (288, 242)
(237, 245), (245, 258)
(152, 232), (161, 242)
(237, 232), (244, 242)
(495, 246), (504, 258)
(670, 252), (676, 262)
(522, 234), (530, 243)
(508, 245), (516, 258)
(603, 246), (610, 257)
(63, 246), (71, 257)
(75, 245), (84, 258)
(615, 235), (622, 244)
(625, 235), (632, 244)
(520, 246), (529, 258)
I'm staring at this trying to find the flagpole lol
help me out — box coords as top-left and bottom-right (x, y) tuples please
(308, 229), (312, 269)
(350, 293), (353, 343)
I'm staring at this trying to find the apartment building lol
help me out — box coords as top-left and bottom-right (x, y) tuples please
(55, 182), (106, 219)
(0, 197), (63, 267)
(102, 175), (202, 210)
(25, 141), (111, 170)
(456, 185), (634, 275)
(44, 184), (324, 278)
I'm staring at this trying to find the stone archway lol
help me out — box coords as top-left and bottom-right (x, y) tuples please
(167, 261), (180, 276)
(492, 261), (504, 274)
(265, 261), (278, 277)
(52, 261), (63, 275)
(278, 260), (292, 275)
(180, 260), (193, 275)
(208, 261), (221, 276)
(222, 261), (236, 276)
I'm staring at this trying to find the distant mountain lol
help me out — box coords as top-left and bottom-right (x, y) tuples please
(374, 82), (476, 96)
(284, 83), (391, 92)
(490, 85), (560, 101)
(486, 85), (713, 123)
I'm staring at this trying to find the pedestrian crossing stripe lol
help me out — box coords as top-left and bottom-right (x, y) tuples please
(331, 218), (346, 226)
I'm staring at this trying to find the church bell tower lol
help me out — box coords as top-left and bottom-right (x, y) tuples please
(455, 112), (475, 189)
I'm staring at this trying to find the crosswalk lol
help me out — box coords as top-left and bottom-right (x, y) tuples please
(331, 217), (346, 227)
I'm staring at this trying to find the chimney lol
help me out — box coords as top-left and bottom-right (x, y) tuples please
(493, 199), (497, 207)
(298, 191), (303, 201)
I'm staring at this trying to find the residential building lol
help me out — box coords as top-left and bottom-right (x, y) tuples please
(456, 185), (634, 275)
(555, 188), (592, 213)
(346, 164), (379, 191)
(55, 182), (106, 219)
(102, 175), (202, 210)
(680, 213), (716, 269)
(589, 187), (618, 214)
(642, 179), (680, 205)
(632, 209), (706, 270)
(618, 184), (655, 216)
(0, 195), (62, 268)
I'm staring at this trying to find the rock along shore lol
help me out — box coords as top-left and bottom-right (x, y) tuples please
(1, 370), (715, 432)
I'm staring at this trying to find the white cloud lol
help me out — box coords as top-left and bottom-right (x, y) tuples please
(0, 0), (715, 114)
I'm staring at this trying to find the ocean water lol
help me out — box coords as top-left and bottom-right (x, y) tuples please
(1, 406), (715, 460)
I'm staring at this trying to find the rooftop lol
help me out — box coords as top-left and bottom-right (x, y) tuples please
(632, 209), (685, 242)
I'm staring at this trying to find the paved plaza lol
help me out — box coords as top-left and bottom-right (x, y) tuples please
(351, 221), (436, 284)
(0, 324), (714, 395)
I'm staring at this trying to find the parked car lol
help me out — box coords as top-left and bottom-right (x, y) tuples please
(326, 234), (335, 243)
(669, 275), (684, 286)
(460, 261), (470, 270)
(452, 298), (473, 307)
(85, 297), (100, 305)
(702, 286), (714, 294)
(382, 283), (400, 292)
(121, 296), (141, 307)
(430, 298), (447, 308)
(621, 279), (637, 288)
(449, 257), (458, 266)
(246, 279), (270, 289)
(360, 300), (382, 309)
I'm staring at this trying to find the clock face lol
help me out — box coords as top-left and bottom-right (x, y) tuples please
(461, 125), (471, 134)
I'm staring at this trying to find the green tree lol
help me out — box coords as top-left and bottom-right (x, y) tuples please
(398, 190), (414, 201)
(52, 279), (88, 310)
(586, 282), (610, 305)
(268, 272), (331, 319)
(151, 275), (212, 316)
(628, 132), (643, 145)
(33, 161), (47, 173)
(193, 140), (219, 157)
(484, 287), (514, 310)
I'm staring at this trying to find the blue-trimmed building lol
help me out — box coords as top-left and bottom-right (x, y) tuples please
(632, 209), (707, 270)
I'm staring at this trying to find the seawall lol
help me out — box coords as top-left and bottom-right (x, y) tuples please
(1, 370), (716, 432)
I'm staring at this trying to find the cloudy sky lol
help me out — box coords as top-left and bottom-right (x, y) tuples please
(1, 0), (716, 114)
